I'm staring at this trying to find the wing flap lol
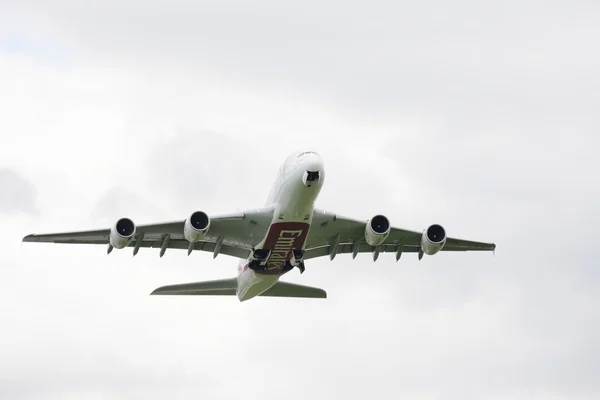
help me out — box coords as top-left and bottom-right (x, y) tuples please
(304, 243), (420, 260)
(131, 239), (251, 259)
(303, 241), (495, 260)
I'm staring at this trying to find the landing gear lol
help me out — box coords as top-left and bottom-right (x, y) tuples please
(292, 249), (305, 274)
(253, 249), (271, 260)
(248, 248), (270, 271)
(281, 260), (305, 274)
(248, 260), (264, 271)
(292, 249), (304, 262)
(247, 248), (306, 274)
(302, 170), (321, 187)
(306, 171), (320, 182)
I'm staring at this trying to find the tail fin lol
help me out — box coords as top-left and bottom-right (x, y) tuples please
(150, 278), (326, 299)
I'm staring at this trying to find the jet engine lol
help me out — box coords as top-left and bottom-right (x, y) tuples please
(421, 224), (447, 255)
(109, 217), (136, 249)
(365, 215), (391, 246)
(184, 211), (210, 242)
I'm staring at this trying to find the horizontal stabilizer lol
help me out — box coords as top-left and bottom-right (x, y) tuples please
(151, 278), (238, 296)
(150, 279), (326, 299)
(259, 281), (326, 299)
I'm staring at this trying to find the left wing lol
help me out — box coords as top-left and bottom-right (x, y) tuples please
(22, 208), (275, 259)
(303, 209), (496, 261)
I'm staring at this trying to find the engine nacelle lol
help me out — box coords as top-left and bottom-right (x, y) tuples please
(109, 217), (136, 249)
(421, 224), (447, 255)
(184, 211), (210, 242)
(365, 215), (391, 246)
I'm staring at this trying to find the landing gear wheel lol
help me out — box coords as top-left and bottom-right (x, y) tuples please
(249, 248), (270, 271)
(252, 248), (270, 260)
(248, 259), (262, 271)
(293, 249), (304, 261)
(281, 261), (294, 273)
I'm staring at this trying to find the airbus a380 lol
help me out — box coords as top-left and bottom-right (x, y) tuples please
(23, 151), (496, 301)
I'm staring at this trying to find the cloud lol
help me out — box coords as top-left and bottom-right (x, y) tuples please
(142, 130), (272, 213)
(0, 168), (37, 215)
(90, 186), (167, 225)
(1, 1), (599, 399)
(7, 1), (600, 116)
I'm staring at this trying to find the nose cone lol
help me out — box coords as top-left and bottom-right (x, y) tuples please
(302, 151), (324, 173)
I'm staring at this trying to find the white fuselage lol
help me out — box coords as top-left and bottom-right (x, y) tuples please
(236, 151), (325, 301)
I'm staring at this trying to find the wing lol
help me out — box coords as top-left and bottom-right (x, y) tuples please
(304, 209), (496, 261)
(22, 208), (275, 259)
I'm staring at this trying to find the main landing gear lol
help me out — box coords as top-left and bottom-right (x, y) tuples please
(281, 260), (305, 274)
(291, 249), (305, 274)
(248, 248), (306, 274)
(248, 248), (270, 272)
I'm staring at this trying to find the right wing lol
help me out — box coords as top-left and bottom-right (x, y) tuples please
(22, 208), (275, 259)
(304, 209), (496, 260)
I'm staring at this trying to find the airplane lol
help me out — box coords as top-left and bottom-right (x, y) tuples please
(22, 150), (496, 302)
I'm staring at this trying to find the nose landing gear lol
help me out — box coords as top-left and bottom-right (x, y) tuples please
(303, 170), (320, 187)
(306, 171), (320, 181)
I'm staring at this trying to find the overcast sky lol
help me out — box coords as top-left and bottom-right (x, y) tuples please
(1, 1), (599, 399)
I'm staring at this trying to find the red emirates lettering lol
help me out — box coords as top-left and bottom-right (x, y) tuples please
(267, 229), (303, 269)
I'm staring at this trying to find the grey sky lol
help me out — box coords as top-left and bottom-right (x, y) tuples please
(1, 1), (599, 399)
(0, 168), (37, 215)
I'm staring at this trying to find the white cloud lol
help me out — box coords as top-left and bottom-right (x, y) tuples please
(1, 1), (599, 399)
(0, 169), (37, 215)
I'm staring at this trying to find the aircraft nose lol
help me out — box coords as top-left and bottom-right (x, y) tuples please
(303, 152), (324, 173)
(300, 152), (324, 186)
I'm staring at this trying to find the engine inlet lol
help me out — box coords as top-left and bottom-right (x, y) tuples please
(426, 224), (446, 243)
(370, 215), (390, 234)
(190, 211), (209, 231)
(115, 218), (135, 237)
